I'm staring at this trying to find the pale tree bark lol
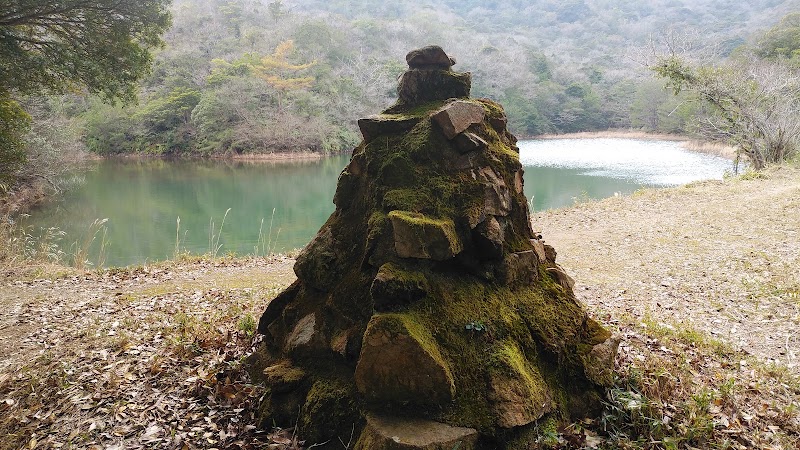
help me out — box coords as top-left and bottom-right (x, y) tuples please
(646, 31), (800, 169)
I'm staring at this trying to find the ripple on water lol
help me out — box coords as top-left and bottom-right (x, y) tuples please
(518, 138), (734, 186)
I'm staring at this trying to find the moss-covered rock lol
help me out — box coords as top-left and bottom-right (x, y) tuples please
(355, 313), (455, 406)
(487, 341), (553, 428)
(262, 360), (306, 393)
(250, 46), (615, 449)
(358, 114), (423, 143)
(370, 262), (429, 311)
(395, 69), (471, 109)
(299, 377), (361, 444)
(388, 211), (463, 260)
(432, 100), (485, 140)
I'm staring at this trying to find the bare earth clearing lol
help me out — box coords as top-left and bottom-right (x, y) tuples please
(534, 166), (800, 369)
(1, 167), (799, 448)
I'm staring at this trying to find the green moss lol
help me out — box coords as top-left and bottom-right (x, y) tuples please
(363, 115), (493, 225)
(377, 262), (427, 284)
(388, 210), (441, 227)
(374, 313), (454, 384)
(477, 98), (505, 119)
(537, 415), (561, 446)
(299, 377), (362, 445)
(489, 340), (553, 423)
(378, 263), (428, 291)
(378, 152), (415, 187)
(517, 286), (586, 354)
(387, 210), (459, 242)
(400, 119), (446, 162)
(367, 212), (388, 241)
(502, 230), (535, 254)
(373, 262), (430, 308)
(263, 360), (306, 387)
(492, 341), (536, 379)
(377, 269), (605, 433)
(400, 276), (522, 431)
(585, 317), (612, 346)
(383, 99), (450, 117)
(478, 124), (521, 161)
(388, 210), (463, 260)
(382, 188), (430, 212)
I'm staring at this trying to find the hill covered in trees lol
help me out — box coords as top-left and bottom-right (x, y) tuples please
(20, 0), (800, 159)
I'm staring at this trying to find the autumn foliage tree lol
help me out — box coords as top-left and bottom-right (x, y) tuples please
(251, 40), (317, 112)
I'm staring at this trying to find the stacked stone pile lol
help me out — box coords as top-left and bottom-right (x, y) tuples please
(248, 45), (618, 449)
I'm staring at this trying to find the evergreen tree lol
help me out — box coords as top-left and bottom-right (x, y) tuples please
(0, 0), (172, 185)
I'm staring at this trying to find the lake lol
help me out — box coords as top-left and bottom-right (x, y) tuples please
(24, 138), (733, 267)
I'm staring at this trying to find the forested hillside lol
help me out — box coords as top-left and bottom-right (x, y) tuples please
(28, 0), (800, 157)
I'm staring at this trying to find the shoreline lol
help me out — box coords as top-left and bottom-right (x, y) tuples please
(0, 131), (738, 219)
(534, 164), (800, 367)
(103, 150), (334, 162)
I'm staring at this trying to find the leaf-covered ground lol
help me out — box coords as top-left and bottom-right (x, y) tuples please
(0, 257), (300, 449)
(1, 167), (799, 449)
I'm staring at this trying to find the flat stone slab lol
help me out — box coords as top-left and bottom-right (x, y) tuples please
(358, 115), (422, 143)
(432, 101), (485, 140)
(355, 414), (478, 450)
(406, 45), (455, 70)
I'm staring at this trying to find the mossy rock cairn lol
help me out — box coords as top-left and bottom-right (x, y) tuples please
(249, 45), (619, 449)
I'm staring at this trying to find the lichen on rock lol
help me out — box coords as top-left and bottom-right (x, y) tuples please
(248, 45), (616, 449)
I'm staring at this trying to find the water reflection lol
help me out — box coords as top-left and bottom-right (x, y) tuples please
(27, 156), (351, 266)
(519, 138), (733, 210)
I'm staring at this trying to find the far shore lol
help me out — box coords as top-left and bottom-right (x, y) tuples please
(214, 151), (326, 161)
(1, 132), (736, 216)
(99, 150), (332, 162)
(84, 131), (737, 162)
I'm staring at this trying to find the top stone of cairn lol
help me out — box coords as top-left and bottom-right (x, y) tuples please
(405, 45), (456, 70)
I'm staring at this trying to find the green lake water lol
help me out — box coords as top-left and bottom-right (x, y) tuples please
(23, 139), (733, 267)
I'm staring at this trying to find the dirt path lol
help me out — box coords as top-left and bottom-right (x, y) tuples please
(0, 257), (297, 449)
(534, 166), (800, 370)
(0, 258), (296, 374)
